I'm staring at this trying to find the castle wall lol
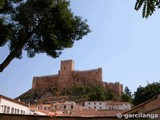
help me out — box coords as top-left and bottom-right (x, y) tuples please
(72, 68), (103, 87)
(31, 60), (123, 98)
(32, 75), (59, 89)
(105, 82), (123, 96)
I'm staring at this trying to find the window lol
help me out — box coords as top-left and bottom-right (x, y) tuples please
(11, 108), (14, 114)
(88, 103), (90, 105)
(71, 105), (73, 109)
(3, 105), (6, 113)
(17, 109), (19, 114)
(64, 105), (66, 109)
(100, 107), (102, 109)
(94, 103), (96, 105)
(15, 109), (19, 114)
(99, 103), (101, 105)
(7, 106), (10, 113)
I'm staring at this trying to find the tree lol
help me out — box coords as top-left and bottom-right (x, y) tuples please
(0, 0), (90, 72)
(89, 86), (106, 101)
(124, 86), (132, 97)
(133, 82), (160, 105)
(121, 86), (132, 102)
(0, 0), (5, 9)
(105, 89), (114, 100)
(135, 0), (160, 18)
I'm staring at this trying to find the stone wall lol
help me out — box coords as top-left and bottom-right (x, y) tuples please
(30, 60), (122, 98)
(32, 60), (103, 90)
(32, 75), (59, 89)
(105, 82), (123, 96)
(72, 68), (103, 87)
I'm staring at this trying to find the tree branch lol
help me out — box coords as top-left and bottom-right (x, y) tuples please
(0, 31), (33, 72)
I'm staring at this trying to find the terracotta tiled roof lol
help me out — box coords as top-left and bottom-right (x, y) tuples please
(62, 108), (124, 117)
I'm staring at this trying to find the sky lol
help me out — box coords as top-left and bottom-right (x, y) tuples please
(1, 0), (160, 98)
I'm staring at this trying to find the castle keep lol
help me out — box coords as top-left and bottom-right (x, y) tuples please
(32, 60), (122, 96)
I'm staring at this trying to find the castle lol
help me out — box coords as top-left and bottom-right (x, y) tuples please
(32, 60), (123, 97)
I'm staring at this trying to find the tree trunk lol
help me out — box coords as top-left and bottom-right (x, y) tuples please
(0, 44), (24, 72)
(0, 31), (33, 72)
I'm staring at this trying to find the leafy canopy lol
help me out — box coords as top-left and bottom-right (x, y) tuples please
(135, 0), (160, 18)
(133, 81), (160, 105)
(121, 86), (132, 102)
(0, 0), (5, 9)
(0, 0), (90, 72)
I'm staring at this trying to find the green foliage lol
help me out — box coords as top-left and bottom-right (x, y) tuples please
(89, 86), (106, 101)
(61, 88), (70, 96)
(105, 89), (114, 100)
(121, 88), (131, 101)
(50, 87), (58, 95)
(133, 82), (160, 105)
(72, 86), (85, 96)
(0, 0), (5, 9)
(121, 94), (131, 102)
(121, 86), (132, 102)
(19, 92), (38, 99)
(135, 0), (160, 18)
(124, 86), (132, 97)
(71, 86), (115, 101)
(19, 86), (118, 101)
(0, 0), (90, 72)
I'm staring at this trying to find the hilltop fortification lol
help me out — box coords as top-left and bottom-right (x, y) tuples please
(32, 60), (103, 90)
(19, 60), (123, 101)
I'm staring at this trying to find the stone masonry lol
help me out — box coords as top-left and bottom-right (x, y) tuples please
(32, 60), (123, 96)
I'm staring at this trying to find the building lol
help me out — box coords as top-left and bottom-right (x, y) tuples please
(25, 59), (123, 99)
(0, 95), (30, 115)
(38, 101), (76, 111)
(29, 105), (47, 116)
(32, 60), (103, 90)
(0, 95), (48, 116)
(29, 101), (131, 117)
(84, 101), (132, 110)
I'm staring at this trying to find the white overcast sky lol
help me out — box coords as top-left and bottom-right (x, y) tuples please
(0, 0), (160, 98)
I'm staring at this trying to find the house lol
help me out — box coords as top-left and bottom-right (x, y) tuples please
(84, 101), (132, 110)
(29, 105), (47, 116)
(0, 95), (48, 116)
(0, 95), (30, 115)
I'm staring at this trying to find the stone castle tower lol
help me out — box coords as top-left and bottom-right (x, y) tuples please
(32, 59), (122, 96)
(58, 60), (75, 89)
